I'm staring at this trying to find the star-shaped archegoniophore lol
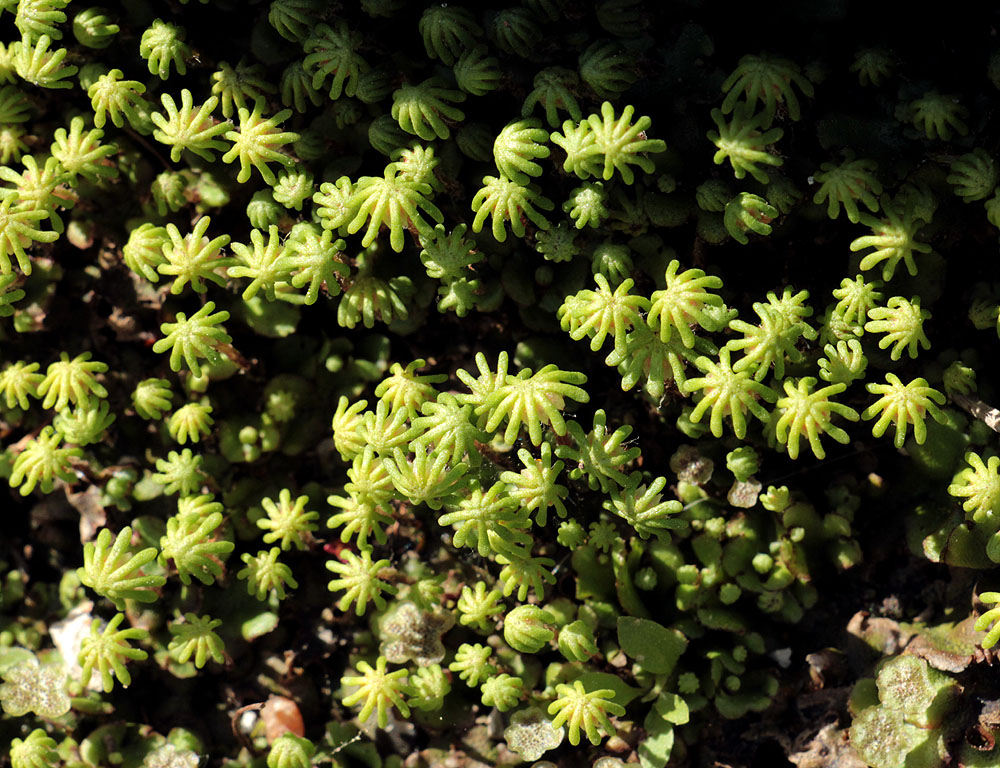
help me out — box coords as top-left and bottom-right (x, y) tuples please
(79, 525), (165, 607)
(708, 104), (784, 185)
(326, 549), (396, 616)
(862, 373), (946, 449)
(222, 104), (299, 185)
(470, 174), (553, 243)
(558, 274), (649, 356)
(79, 613), (149, 692)
(547, 680), (625, 746)
(347, 169), (443, 252)
(153, 302), (232, 378)
(774, 377), (859, 460)
(683, 348), (777, 439)
(948, 452), (1000, 522)
(340, 656), (410, 728)
(647, 259), (726, 348)
(850, 204), (932, 281)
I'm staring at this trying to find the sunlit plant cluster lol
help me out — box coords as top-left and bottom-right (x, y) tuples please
(2, 2), (1000, 768)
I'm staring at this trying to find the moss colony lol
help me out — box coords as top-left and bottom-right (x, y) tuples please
(3, 1), (1000, 767)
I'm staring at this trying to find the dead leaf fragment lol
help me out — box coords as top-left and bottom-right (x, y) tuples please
(788, 723), (868, 768)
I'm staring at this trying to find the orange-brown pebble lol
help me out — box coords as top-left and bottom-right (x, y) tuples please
(261, 694), (304, 742)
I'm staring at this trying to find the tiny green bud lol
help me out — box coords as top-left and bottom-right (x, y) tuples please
(74, 8), (121, 49)
(719, 583), (741, 604)
(10, 729), (59, 768)
(504, 604), (555, 654)
(726, 446), (759, 483)
(676, 564), (699, 584)
(558, 619), (599, 662)
(132, 378), (173, 420)
(407, 664), (451, 711)
(942, 360), (976, 396)
(634, 567), (657, 591)
(557, 519), (586, 548)
(969, 299), (999, 330)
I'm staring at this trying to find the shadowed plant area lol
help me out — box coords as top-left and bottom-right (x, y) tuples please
(4, 2), (1000, 768)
